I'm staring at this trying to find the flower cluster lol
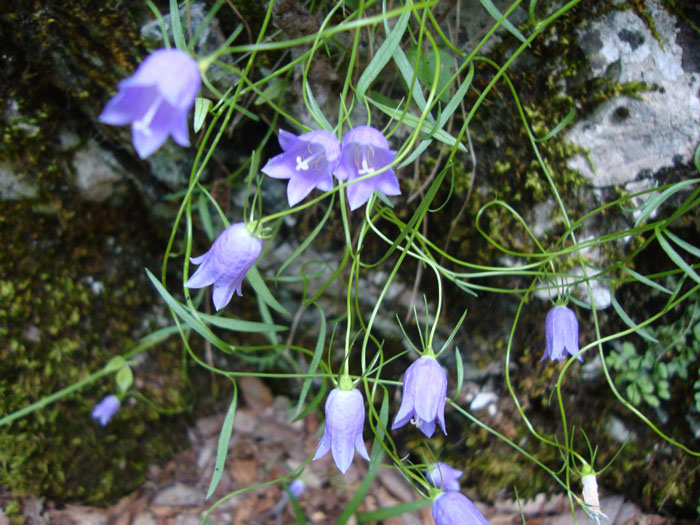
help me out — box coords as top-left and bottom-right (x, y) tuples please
(262, 126), (400, 210)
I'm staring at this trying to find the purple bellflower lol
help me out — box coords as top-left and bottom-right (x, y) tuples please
(541, 305), (581, 362)
(91, 395), (121, 426)
(313, 387), (370, 474)
(99, 49), (201, 159)
(427, 462), (463, 491)
(185, 222), (262, 311)
(392, 355), (447, 437)
(261, 130), (341, 206)
(432, 492), (490, 525)
(334, 126), (400, 210)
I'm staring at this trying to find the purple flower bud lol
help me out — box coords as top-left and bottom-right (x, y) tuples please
(392, 355), (447, 437)
(261, 130), (341, 206)
(91, 395), (121, 426)
(335, 126), (400, 210)
(541, 305), (581, 362)
(432, 492), (489, 525)
(99, 49), (201, 159)
(185, 222), (262, 311)
(427, 462), (463, 491)
(313, 388), (370, 473)
(289, 479), (306, 498)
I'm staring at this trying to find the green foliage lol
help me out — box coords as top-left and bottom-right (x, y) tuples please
(607, 296), (700, 411)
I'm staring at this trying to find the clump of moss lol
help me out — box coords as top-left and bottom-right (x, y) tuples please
(0, 201), (188, 504)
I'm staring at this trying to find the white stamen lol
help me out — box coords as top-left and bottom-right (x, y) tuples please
(410, 417), (423, 427)
(133, 99), (161, 135)
(358, 158), (374, 176)
(295, 155), (310, 171)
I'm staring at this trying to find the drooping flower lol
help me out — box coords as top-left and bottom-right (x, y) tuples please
(261, 130), (341, 206)
(313, 387), (370, 473)
(185, 222), (262, 311)
(91, 395), (121, 426)
(334, 126), (400, 210)
(432, 492), (490, 525)
(289, 479), (306, 499)
(99, 49), (201, 158)
(541, 305), (581, 362)
(581, 471), (608, 524)
(427, 462), (463, 491)
(392, 355), (447, 437)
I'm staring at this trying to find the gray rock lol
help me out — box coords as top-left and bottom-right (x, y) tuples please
(566, 0), (700, 186)
(72, 140), (126, 202)
(0, 163), (38, 200)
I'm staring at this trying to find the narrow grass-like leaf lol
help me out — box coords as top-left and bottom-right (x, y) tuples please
(656, 228), (700, 285)
(295, 307), (326, 416)
(194, 97), (212, 133)
(198, 312), (287, 333)
(145, 269), (230, 351)
(257, 293), (279, 346)
(283, 484), (308, 524)
(618, 264), (672, 295)
(695, 141), (700, 172)
(665, 229), (700, 258)
(610, 288), (658, 343)
(479, 0), (527, 43)
(455, 346), (464, 398)
(367, 96), (465, 151)
(534, 107), (575, 142)
(145, 0), (171, 48)
(247, 265), (290, 316)
(197, 192), (215, 241)
(304, 78), (333, 131)
(293, 378), (327, 422)
(169, 0), (187, 50)
(356, 7), (410, 101)
(357, 500), (432, 522)
(634, 178), (700, 227)
(207, 382), (237, 499)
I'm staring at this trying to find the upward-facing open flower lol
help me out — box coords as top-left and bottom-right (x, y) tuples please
(541, 305), (581, 362)
(392, 355), (447, 437)
(427, 462), (463, 491)
(261, 130), (340, 206)
(91, 395), (121, 426)
(99, 49), (201, 158)
(185, 222), (262, 311)
(334, 126), (400, 210)
(313, 387), (370, 473)
(432, 492), (489, 525)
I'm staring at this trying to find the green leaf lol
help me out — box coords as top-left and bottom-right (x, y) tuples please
(618, 264), (672, 295)
(169, 0), (187, 50)
(145, 268), (231, 351)
(304, 78), (333, 131)
(406, 45), (456, 104)
(254, 78), (286, 106)
(246, 265), (290, 316)
(105, 356), (127, 373)
(194, 97), (212, 133)
(479, 0), (528, 43)
(610, 288), (658, 343)
(634, 178), (700, 227)
(295, 307), (326, 417)
(627, 383), (641, 405)
(454, 346), (464, 399)
(534, 107), (575, 142)
(694, 141), (700, 172)
(115, 365), (133, 394)
(656, 228), (700, 285)
(207, 382), (237, 499)
(197, 312), (287, 333)
(356, 7), (410, 101)
(356, 499), (432, 522)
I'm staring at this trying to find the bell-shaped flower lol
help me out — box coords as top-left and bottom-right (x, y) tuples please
(288, 479), (306, 499)
(261, 130), (341, 206)
(581, 471), (608, 524)
(99, 49), (201, 158)
(432, 492), (489, 525)
(427, 462), (463, 491)
(185, 222), (262, 311)
(541, 305), (581, 362)
(91, 395), (121, 426)
(392, 355), (447, 437)
(334, 126), (400, 210)
(313, 387), (370, 473)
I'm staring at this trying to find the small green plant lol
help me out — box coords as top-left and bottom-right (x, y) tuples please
(608, 297), (700, 410)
